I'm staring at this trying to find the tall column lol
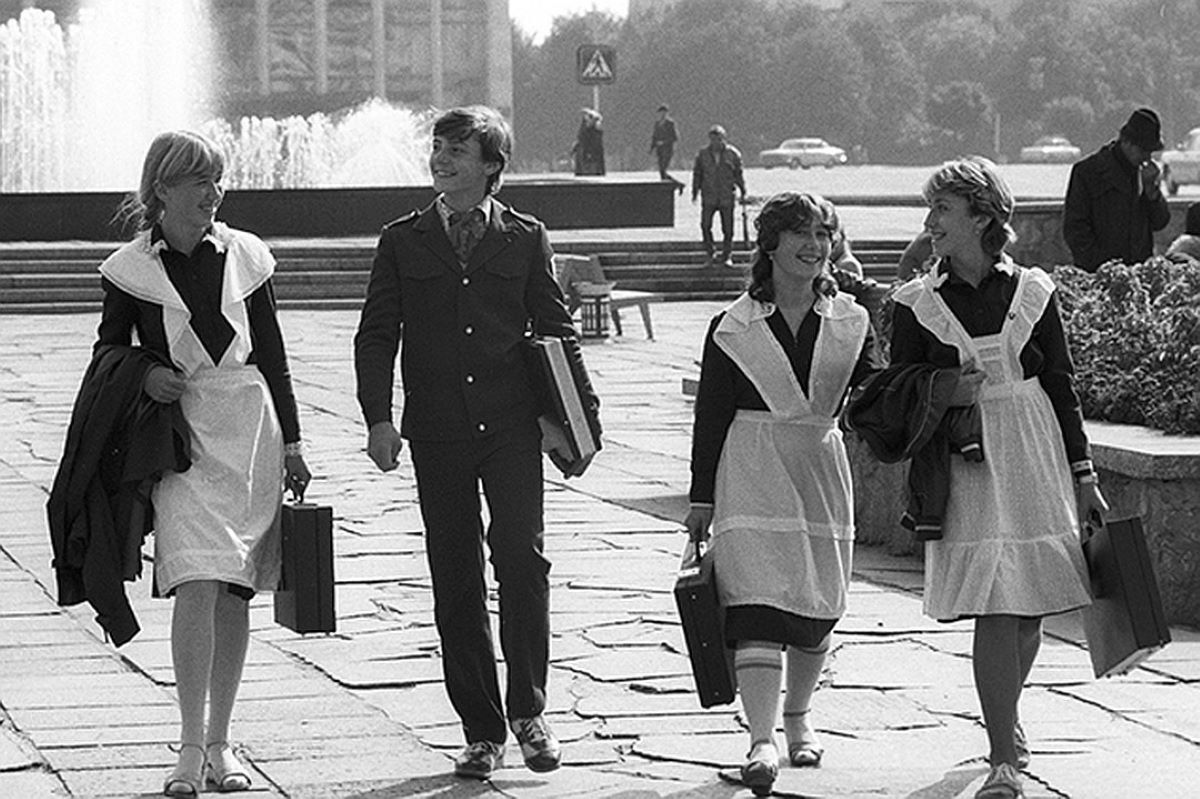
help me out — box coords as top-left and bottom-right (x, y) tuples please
(255, 0), (270, 96)
(314, 0), (328, 95)
(485, 0), (513, 116)
(372, 0), (386, 99)
(430, 0), (443, 108)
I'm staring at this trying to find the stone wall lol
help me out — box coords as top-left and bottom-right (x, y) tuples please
(849, 421), (1200, 628)
(1009, 199), (1195, 269)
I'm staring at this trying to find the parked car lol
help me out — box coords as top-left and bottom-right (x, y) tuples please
(1019, 135), (1082, 163)
(758, 138), (847, 169)
(1158, 127), (1200, 195)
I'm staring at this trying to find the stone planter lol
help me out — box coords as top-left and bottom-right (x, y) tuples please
(849, 420), (1200, 629)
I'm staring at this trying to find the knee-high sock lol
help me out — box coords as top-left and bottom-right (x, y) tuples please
(784, 636), (829, 743)
(735, 642), (783, 746)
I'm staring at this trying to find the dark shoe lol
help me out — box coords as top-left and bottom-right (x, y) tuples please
(510, 715), (562, 772)
(454, 741), (504, 780)
(740, 739), (779, 797)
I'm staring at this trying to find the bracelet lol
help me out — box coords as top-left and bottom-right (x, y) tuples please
(283, 441), (304, 457)
(1076, 472), (1098, 486)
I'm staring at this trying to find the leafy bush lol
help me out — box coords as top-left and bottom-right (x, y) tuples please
(1054, 257), (1200, 435)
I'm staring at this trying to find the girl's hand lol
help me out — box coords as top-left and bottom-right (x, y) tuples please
(285, 454), (312, 501)
(1077, 480), (1110, 534)
(143, 366), (186, 403)
(684, 505), (714, 544)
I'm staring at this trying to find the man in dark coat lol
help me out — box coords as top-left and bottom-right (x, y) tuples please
(691, 124), (747, 268)
(650, 103), (684, 192)
(1062, 107), (1171, 272)
(354, 105), (599, 782)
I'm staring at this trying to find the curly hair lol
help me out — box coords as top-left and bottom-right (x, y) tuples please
(922, 156), (1016, 259)
(748, 192), (841, 303)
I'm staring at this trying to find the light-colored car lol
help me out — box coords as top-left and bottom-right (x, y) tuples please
(758, 138), (847, 169)
(1019, 135), (1082, 163)
(1158, 127), (1200, 195)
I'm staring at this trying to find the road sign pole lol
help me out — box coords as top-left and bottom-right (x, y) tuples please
(592, 85), (599, 114)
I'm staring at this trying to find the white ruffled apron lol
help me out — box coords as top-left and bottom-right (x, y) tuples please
(710, 293), (868, 620)
(99, 224), (284, 596)
(905, 266), (1091, 620)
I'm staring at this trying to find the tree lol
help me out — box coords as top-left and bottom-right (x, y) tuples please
(927, 81), (995, 158)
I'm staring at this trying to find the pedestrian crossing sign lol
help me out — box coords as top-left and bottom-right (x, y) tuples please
(577, 44), (617, 85)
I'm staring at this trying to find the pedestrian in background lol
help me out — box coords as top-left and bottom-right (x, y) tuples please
(572, 108), (606, 176)
(650, 103), (684, 193)
(94, 130), (310, 796)
(354, 105), (599, 782)
(1062, 107), (1170, 272)
(889, 157), (1107, 799)
(685, 192), (880, 796)
(692, 124), (747, 268)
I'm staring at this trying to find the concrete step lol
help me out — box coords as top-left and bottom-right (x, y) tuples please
(0, 239), (907, 310)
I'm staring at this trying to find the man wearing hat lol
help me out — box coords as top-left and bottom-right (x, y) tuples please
(692, 124), (747, 268)
(1062, 107), (1171, 272)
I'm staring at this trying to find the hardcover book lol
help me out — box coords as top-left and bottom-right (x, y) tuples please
(527, 336), (601, 462)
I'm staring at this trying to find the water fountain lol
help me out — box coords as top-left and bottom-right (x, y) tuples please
(0, 1), (671, 241)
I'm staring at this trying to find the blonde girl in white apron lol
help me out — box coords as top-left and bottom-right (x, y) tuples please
(685, 193), (879, 796)
(97, 131), (311, 797)
(889, 158), (1108, 799)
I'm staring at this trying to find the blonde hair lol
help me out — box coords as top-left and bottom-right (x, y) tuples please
(117, 130), (225, 231)
(922, 156), (1016, 258)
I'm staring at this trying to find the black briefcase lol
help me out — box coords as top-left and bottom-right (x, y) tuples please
(274, 500), (336, 634)
(1081, 515), (1170, 678)
(673, 542), (736, 708)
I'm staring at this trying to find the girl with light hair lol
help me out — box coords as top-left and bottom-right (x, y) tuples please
(889, 157), (1108, 799)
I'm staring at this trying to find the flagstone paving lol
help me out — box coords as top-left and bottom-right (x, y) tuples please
(3, 303), (1200, 797)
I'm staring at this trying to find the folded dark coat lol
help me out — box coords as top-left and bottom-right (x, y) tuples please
(46, 345), (191, 646)
(846, 363), (983, 540)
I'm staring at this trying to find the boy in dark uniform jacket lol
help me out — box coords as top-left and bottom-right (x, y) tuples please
(354, 106), (598, 780)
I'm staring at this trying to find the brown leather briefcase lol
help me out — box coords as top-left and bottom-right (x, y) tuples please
(673, 542), (736, 708)
(274, 501), (336, 634)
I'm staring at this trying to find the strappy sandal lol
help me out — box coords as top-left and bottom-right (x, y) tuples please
(163, 743), (204, 797)
(740, 738), (779, 797)
(1014, 721), (1030, 769)
(205, 741), (252, 792)
(784, 709), (824, 767)
(976, 762), (1024, 799)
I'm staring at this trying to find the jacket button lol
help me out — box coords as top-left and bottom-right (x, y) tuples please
(466, 374), (475, 383)
(477, 422), (487, 432)
(462, 276), (470, 286)
(465, 325), (474, 335)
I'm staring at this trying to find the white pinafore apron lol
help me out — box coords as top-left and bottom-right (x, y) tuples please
(710, 293), (869, 620)
(99, 225), (284, 596)
(902, 265), (1091, 620)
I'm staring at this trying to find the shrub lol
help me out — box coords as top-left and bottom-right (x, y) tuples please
(1054, 257), (1200, 435)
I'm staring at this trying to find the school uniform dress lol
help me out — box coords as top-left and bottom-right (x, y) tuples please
(96, 223), (300, 597)
(689, 292), (876, 646)
(890, 257), (1093, 621)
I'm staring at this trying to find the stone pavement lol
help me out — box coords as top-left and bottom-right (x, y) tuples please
(2, 303), (1200, 799)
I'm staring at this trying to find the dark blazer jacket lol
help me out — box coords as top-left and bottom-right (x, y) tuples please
(1062, 141), (1170, 272)
(354, 199), (599, 442)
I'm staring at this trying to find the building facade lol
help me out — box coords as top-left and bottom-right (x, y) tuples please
(1, 0), (512, 118)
